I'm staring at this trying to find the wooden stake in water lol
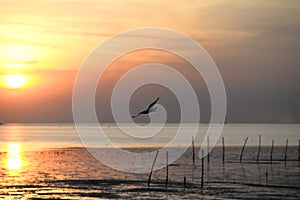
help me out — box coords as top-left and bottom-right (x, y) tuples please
(207, 136), (210, 165)
(165, 151), (169, 187)
(201, 149), (204, 190)
(284, 139), (288, 164)
(257, 135), (261, 163)
(148, 151), (159, 187)
(265, 167), (268, 186)
(240, 137), (248, 163)
(298, 139), (300, 163)
(270, 140), (274, 163)
(192, 136), (195, 165)
(184, 176), (186, 188)
(222, 137), (225, 164)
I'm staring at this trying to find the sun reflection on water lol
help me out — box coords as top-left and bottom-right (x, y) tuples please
(6, 143), (23, 170)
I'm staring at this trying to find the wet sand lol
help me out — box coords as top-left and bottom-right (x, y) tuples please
(1, 146), (299, 199)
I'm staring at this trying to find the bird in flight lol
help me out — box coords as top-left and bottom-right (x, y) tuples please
(132, 97), (159, 118)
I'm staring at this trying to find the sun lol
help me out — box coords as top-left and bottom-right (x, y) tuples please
(4, 75), (27, 89)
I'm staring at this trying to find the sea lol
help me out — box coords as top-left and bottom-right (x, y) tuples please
(0, 123), (299, 199)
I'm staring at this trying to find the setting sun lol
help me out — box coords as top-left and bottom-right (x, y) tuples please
(4, 75), (27, 89)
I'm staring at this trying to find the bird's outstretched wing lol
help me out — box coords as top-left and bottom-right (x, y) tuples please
(132, 110), (147, 118)
(147, 97), (159, 111)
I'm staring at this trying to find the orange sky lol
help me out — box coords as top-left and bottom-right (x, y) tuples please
(0, 0), (300, 123)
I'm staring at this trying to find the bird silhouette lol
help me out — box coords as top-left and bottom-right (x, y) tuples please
(132, 97), (159, 118)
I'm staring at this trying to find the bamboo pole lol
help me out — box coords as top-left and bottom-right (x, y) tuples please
(165, 151), (169, 187)
(284, 139), (288, 164)
(148, 151), (159, 187)
(192, 136), (195, 165)
(257, 135), (261, 163)
(240, 137), (248, 163)
(298, 139), (300, 163)
(207, 136), (210, 165)
(222, 137), (225, 164)
(201, 149), (204, 191)
(265, 167), (268, 186)
(270, 140), (274, 163)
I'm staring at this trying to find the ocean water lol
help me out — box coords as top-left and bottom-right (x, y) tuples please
(1, 123), (299, 151)
(0, 124), (299, 199)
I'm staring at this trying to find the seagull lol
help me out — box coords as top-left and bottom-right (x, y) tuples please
(132, 97), (159, 118)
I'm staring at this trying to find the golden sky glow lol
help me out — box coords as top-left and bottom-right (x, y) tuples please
(0, 45), (37, 68)
(0, 0), (299, 122)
